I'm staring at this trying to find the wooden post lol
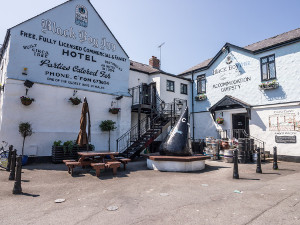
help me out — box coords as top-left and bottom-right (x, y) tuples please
(13, 156), (22, 194)
(6, 145), (13, 172)
(9, 150), (17, 180)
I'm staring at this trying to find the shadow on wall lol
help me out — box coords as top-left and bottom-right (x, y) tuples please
(251, 110), (267, 131)
(261, 86), (287, 101)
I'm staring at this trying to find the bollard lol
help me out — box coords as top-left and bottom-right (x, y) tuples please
(9, 150), (17, 180)
(233, 149), (239, 179)
(6, 145), (13, 172)
(13, 156), (22, 194)
(273, 146), (278, 170)
(256, 147), (262, 173)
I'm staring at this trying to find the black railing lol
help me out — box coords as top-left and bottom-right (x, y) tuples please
(129, 83), (154, 106)
(116, 115), (162, 153)
(232, 129), (266, 159)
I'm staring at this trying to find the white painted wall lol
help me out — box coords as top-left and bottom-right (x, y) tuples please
(0, 79), (131, 156)
(7, 0), (130, 96)
(128, 70), (149, 88)
(192, 43), (300, 112)
(250, 104), (300, 156)
(188, 43), (300, 157)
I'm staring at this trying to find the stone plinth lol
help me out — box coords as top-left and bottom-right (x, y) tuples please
(146, 154), (210, 172)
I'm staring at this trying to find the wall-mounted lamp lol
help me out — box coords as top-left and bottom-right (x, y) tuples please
(22, 68), (28, 75)
(73, 90), (78, 97)
(24, 80), (34, 88)
(116, 95), (123, 100)
(24, 80), (34, 95)
(177, 100), (183, 111)
(161, 101), (166, 110)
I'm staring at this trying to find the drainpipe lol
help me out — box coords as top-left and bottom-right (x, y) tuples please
(191, 72), (195, 142)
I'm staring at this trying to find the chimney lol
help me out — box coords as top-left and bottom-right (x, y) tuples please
(149, 56), (160, 69)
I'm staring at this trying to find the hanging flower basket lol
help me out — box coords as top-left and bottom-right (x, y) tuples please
(69, 97), (82, 105)
(195, 94), (207, 101)
(20, 96), (34, 106)
(259, 80), (279, 90)
(109, 108), (120, 114)
(216, 117), (224, 124)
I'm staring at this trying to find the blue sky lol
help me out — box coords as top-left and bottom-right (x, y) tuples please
(1, 0), (300, 74)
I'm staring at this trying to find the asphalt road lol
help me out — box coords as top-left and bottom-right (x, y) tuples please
(0, 159), (299, 225)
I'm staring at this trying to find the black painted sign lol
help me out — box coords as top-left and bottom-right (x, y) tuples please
(275, 135), (297, 143)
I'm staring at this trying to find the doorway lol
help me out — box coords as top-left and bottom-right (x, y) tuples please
(232, 113), (249, 138)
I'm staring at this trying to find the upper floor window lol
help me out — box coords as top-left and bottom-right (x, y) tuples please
(261, 54), (276, 81)
(166, 80), (175, 92)
(197, 75), (206, 94)
(180, 83), (188, 95)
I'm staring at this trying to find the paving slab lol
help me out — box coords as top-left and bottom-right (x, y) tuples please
(0, 159), (299, 225)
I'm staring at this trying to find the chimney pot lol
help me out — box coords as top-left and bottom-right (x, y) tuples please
(149, 56), (160, 69)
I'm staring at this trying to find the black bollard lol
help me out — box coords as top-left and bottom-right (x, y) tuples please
(273, 146), (278, 170)
(256, 147), (262, 173)
(13, 156), (22, 194)
(9, 150), (17, 180)
(6, 145), (13, 172)
(233, 149), (239, 179)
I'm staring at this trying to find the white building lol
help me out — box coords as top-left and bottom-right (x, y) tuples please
(1, 0), (299, 162)
(0, 0), (190, 160)
(180, 31), (300, 162)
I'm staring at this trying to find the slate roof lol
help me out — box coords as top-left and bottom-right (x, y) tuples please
(130, 60), (160, 74)
(130, 60), (191, 81)
(180, 27), (300, 75)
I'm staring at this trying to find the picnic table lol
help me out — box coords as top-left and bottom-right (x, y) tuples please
(64, 151), (130, 177)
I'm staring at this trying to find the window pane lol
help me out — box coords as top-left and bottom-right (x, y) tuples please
(198, 80), (201, 93)
(261, 58), (268, 64)
(262, 64), (268, 80)
(269, 62), (276, 79)
(201, 79), (206, 93)
(269, 55), (275, 61)
(167, 80), (174, 91)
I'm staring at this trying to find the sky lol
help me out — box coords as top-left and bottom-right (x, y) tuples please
(1, 0), (300, 75)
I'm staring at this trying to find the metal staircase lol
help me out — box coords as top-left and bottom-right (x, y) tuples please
(116, 83), (185, 159)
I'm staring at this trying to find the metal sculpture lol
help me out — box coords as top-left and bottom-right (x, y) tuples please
(160, 107), (193, 156)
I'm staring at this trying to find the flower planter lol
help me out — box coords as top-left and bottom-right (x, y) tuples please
(259, 82), (279, 90)
(195, 95), (207, 101)
(69, 97), (82, 105)
(21, 98), (33, 106)
(51, 146), (93, 163)
(109, 108), (120, 114)
(216, 117), (224, 124)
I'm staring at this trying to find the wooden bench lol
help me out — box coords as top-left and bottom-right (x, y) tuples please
(65, 161), (81, 176)
(105, 161), (121, 175)
(63, 159), (76, 163)
(91, 163), (105, 177)
(115, 158), (131, 170)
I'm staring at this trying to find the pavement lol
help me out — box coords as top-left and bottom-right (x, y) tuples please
(0, 159), (299, 225)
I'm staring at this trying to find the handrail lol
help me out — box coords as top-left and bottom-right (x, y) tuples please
(232, 129), (266, 159)
(116, 115), (162, 153)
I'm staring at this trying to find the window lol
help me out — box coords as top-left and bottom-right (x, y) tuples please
(197, 75), (206, 94)
(166, 80), (175, 92)
(260, 54), (276, 81)
(180, 83), (188, 95)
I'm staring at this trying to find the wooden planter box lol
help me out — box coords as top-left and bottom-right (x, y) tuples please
(52, 146), (93, 163)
